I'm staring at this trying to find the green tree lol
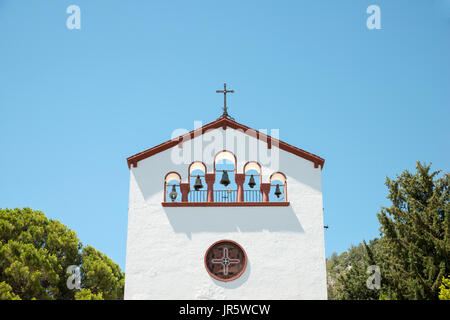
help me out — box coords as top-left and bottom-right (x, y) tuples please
(328, 162), (449, 300)
(79, 246), (125, 300)
(75, 288), (104, 300)
(0, 208), (124, 300)
(438, 276), (450, 300)
(326, 251), (346, 299)
(376, 162), (449, 299)
(0, 281), (21, 300)
(327, 239), (381, 300)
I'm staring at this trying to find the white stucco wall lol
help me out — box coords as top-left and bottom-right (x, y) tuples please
(124, 128), (327, 299)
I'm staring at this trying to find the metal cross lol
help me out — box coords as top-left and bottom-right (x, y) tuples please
(211, 248), (240, 275)
(216, 83), (234, 120)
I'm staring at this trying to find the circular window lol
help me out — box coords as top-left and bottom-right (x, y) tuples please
(204, 240), (247, 282)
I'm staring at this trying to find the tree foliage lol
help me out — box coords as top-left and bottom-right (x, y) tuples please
(376, 162), (449, 299)
(327, 239), (381, 300)
(0, 281), (21, 300)
(74, 288), (104, 300)
(0, 208), (124, 300)
(327, 162), (449, 300)
(439, 276), (450, 300)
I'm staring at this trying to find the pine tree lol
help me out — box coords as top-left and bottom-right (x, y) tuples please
(376, 162), (449, 299)
(329, 240), (381, 300)
(0, 208), (125, 300)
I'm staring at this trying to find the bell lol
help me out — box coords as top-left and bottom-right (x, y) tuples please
(193, 175), (203, 191)
(248, 175), (256, 188)
(169, 185), (178, 202)
(220, 171), (231, 186)
(274, 184), (282, 198)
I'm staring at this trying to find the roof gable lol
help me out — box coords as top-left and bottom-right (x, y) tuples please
(126, 117), (325, 169)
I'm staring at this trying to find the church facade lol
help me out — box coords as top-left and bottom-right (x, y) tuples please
(124, 95), (327, 299)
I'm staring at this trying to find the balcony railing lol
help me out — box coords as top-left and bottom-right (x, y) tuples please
(244, 190), (263, 202)
(188, 190), (207, 202)
(164, 188), (289, 207)
(214, 190), (237, 202)
(187, 190), (264, 203)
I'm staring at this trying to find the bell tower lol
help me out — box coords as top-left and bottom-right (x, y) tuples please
(124, 86), (327, 299)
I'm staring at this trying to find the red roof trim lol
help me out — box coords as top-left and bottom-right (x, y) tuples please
(126, 117), (325, 169)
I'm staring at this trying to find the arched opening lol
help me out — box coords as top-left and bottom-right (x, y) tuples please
(188, 161), (207, 202)
(214, 151), (237, 202)
(243, 161), (262, 202)
(164, 171), (181, 202)
(164, 172), (181, 203)
(269, 172), (287, 202)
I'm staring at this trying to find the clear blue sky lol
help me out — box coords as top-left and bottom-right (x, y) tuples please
(1, 1), (449, 269)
